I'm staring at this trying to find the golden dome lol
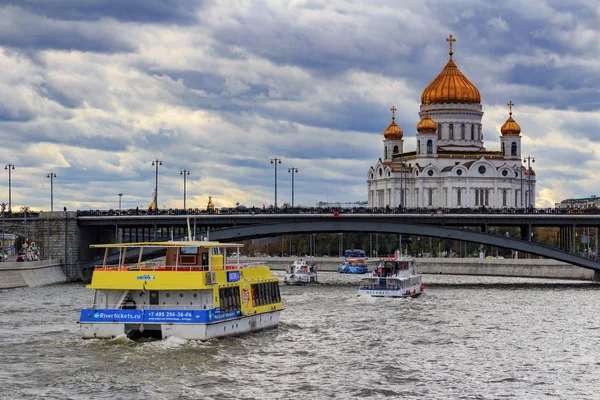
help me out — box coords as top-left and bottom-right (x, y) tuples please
(421, 35), (481, 106)
(501, 101), (521, 136)
(417, 113), (437, 134)
(207, 195), (215, 210)
(384, 105), (403, 140)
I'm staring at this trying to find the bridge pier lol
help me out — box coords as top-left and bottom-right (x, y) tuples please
(520, 225), (531, 241)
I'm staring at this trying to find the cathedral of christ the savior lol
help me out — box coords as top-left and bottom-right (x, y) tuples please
(367, 35), (536, 209)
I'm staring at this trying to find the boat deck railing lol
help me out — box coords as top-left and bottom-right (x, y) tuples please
(93, 261), (267, 271)
(82, 304), (223, 310)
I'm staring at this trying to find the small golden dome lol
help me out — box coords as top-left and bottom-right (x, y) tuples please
(207, 195), (215, 210)
(384, 120), (403, 140)
(421, 35), (481, 106)
(384, 105), (403, 140)
(501, 101), (521, 136)
(417, 113), (437, 134)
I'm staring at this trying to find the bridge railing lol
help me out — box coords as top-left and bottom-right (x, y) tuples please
(75, 206), (600, 217)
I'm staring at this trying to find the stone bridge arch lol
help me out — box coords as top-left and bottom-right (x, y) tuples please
(207, 220), (600, 274)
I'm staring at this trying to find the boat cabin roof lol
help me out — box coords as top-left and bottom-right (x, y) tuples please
(90, 241), (243, 249)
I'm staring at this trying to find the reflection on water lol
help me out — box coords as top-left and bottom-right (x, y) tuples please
(0, 274), (599, 399)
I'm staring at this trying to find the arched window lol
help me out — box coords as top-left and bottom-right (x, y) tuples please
(478, 124), (482, 140)
(417, 140), (421, 154)
(384, 147), (388, 159)
(428, 189), (433, 206)
(461, 124), (465, 140)
(511, 142), (517, 156)
(393, 145), (399, 154)
(457, 188), (462, 206)
(437, 124), (442, 140)
(475, 189), (479, 206)
(378, 168), (382, 177)
(427, 140), (433, 155)
(449, 124), (454, 140)
(502, 189), (507, 207)
(471, 124), (475, 140)
(501, 142), (505, 154)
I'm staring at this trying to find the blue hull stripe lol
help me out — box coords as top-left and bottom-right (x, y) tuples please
(79, 308), (240, 324)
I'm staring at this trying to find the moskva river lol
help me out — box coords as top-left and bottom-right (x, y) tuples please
(1, 273), (599, 399)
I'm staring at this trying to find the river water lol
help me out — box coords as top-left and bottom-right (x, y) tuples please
(1, 273), (599, 399)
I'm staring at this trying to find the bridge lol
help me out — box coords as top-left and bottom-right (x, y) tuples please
(7, 209), (600, 281)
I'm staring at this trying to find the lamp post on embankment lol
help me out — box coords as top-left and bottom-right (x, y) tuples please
(180, 169), (190, 211)
(5, 164), (15, 214)
(47, 172), (56, 212)
(288, 167), (298, 207)
(151, 159), (162, 209)
(270, 157), (281, 208)
(1, 203), (6, 259)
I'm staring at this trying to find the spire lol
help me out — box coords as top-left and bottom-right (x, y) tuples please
(501, 100), (521, 136)
(446, 34), (456, 58)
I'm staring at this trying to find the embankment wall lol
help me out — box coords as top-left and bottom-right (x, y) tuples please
(0, 260), (68, 289)
(238, 257), (595, 280)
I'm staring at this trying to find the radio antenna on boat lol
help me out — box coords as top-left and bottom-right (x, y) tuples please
(186, 217), (192, 241)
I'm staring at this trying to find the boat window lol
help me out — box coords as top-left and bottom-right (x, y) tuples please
(149, 291), (159, 306)
(219, 286), (241, 313)
(250, 282), (281, 306)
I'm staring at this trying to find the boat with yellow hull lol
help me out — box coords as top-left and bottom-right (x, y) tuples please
(79, 241), (283, 341)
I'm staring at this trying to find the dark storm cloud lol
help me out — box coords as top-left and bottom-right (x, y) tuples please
(0, 6), (135, 53)
(37, 83), (82, 109)
(0, 104), (36, 122)
(0, 0), (204, 24)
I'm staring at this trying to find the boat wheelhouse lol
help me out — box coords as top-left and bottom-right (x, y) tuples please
(283, 259), (318, 285)
(358, 251), (424, 298)
(79, 241), (283, 341)
(338, 258), (369, 274)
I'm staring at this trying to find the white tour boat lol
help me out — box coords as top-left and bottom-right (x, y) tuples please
(358, 251), (424, 298)
(283, 259), (318, 285)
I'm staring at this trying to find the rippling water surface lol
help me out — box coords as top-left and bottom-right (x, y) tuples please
(1, 273), (600, 399)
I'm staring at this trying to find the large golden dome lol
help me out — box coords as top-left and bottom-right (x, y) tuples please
(421, 35), (481, 106)
(501, 101), (521, 136)
(384, 106), (403, 140)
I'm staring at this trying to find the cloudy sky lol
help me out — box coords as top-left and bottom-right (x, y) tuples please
(0, 0), (598, 211)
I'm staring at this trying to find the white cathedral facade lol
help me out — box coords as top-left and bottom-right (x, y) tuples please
(367, 36), (536, 209)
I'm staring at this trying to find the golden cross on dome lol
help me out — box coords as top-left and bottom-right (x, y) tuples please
(390, 106), (397, 120)
(446, 34), (456, 56)
(507, 100), (514, 115)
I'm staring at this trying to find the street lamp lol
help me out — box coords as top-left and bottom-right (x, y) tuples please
(118, 193), (123, 212)
(180, 170), (190, 210)
(21, 206), (30, 241)
(288, 167), (298, 207)
(523, 156), (535, 208)
(512, 165), (524, 208)
(47, 172), (56, 211)
(1, 203), (5, 260)
(151, 159), (162, 209)
(270, 157), (282, 208)
(5, 164), (15, 213)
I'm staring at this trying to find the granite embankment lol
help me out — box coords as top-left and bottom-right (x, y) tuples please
(0, 260), (68, 289)
(239, 257), (596, 280)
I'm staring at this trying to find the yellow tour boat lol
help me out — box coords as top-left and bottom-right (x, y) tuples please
(79, 240), (283, 340)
